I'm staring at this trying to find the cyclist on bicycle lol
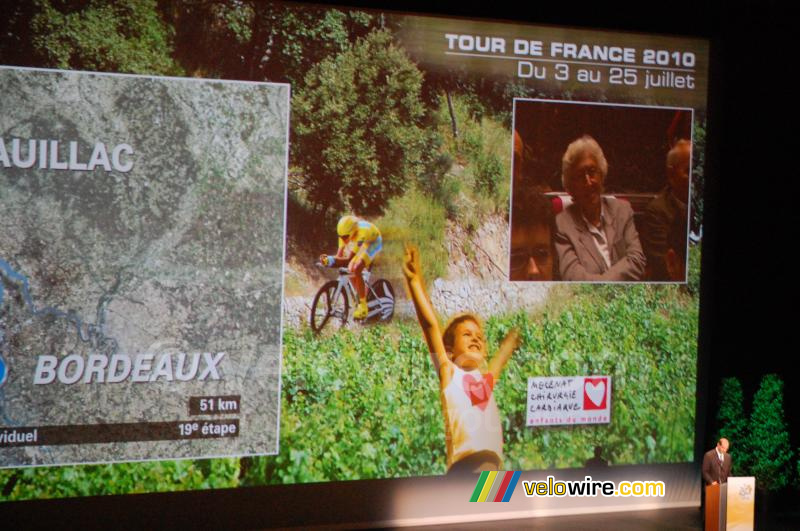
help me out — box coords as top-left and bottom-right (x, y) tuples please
(320, 215), (382, 320)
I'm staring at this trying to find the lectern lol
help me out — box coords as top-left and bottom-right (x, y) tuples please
(705, 477), (755, 531)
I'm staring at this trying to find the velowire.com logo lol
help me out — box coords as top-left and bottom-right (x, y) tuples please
(469, 471), (521, 502)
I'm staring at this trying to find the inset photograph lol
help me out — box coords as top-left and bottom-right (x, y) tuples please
(510, 99), (693, 282)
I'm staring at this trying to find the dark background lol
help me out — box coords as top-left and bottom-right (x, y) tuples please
(5, 0), (797, 527)
(513, 101), (692, 192)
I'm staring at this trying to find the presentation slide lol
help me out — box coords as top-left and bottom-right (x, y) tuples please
(0, 1), (707, 503)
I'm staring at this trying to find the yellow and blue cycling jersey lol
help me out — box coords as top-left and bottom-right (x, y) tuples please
(338, 220), (382, 266)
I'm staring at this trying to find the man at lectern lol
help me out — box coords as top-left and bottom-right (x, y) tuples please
(702, 438), (732, 485)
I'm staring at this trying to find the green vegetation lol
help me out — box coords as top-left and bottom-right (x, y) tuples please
(377, 188), (449, 283)
(272, 283), (697, 479)
(166, 2), (376, 83)
(27, 0), (181, 75)
(292, 30), (434, 216)
(433, 94), (512, 220)
(748, 374), (794, 492)
(368, 92), (516, 260)
(289, 90), (514, 281)
(265, 324), (446, 482)
(715, 377), (751, 475)
(502, 284), (698, 468)
(711, 373), (800, 494)
(688, 243), (702, 295)
(1, 1), (375, 82)
(0, 459), (238, 500)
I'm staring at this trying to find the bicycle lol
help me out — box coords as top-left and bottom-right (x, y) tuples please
(309, 264), (395, 333)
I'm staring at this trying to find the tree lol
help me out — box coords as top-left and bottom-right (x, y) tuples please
(748, 374), (794, 492)
(0, 3), (38, 67)
(714, 377), (751, 475)
(17, 0), (182, 75)
(162, 1), (376, 83)
(292, 29), (435, 216)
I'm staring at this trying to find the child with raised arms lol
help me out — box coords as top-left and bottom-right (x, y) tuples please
(402, 244), (520, 473)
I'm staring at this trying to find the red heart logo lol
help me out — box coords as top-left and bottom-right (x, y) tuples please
(583, 377), (608, 410)
(463, 373), (494, 410)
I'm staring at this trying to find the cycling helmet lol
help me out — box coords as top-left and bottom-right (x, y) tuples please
(337, 215), (359, 237)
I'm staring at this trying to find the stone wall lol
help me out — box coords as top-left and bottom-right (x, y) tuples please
(283, 278), (550, 329)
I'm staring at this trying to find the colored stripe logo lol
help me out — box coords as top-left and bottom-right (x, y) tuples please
(470, 471), (521, 502)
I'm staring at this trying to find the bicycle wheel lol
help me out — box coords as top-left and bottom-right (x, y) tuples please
(310, 280), (349, 333)
(367, 278), (395, 322)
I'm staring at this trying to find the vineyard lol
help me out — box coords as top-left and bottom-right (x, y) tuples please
(263, 281), (698, 483)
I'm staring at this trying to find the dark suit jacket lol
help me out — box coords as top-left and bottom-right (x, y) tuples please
(554, 197), (646, 281)
(702, 448), (732, 485)
(640, 187), (688, 281)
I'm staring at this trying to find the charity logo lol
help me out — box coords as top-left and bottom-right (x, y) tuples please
(470, 471), (521, 502)
(583, 377), (608, 410)
(463, 373), (494, 410)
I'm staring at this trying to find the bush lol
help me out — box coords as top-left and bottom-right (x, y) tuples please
(748, 374), (793, 492)
(292, 29), (435, 216)
(434, 93), (511, 217)
(28, 0), (182, 75)
(424, 172), (462, 221)
(474, 150), (504, 201)
(376, 187), (448, 283)
(715, 377), (750, 475)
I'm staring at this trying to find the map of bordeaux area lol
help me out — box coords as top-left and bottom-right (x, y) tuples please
(0, 67), (290, 468)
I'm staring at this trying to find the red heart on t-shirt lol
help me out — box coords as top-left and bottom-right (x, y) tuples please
(463, 373), (494, 410)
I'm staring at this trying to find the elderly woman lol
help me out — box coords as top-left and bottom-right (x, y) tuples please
(554, 135), (645, 281)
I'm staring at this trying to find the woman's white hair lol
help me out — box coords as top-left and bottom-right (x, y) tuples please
(561, 135), (608, 190)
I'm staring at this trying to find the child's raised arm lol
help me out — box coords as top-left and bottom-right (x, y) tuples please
(402, 244), (449, 372)
(488, 329), (521, 381)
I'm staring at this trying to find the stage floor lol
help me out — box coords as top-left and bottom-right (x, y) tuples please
(395, 506), (800, 531)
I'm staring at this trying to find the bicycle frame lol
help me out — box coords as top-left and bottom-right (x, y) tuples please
(333, 268), (390, 321)
(311, 263), (394, 332)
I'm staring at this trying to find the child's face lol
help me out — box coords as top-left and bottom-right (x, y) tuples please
(451, 319), (487, 370)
